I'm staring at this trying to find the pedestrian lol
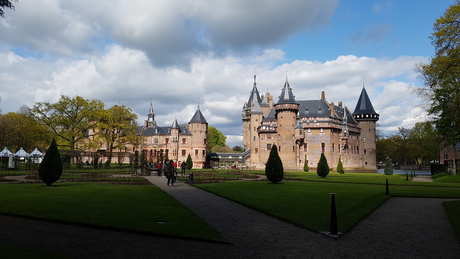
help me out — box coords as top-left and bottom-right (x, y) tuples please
(166, 161), (175, 186)
(180, 161), (186, 176)
(188, 172), (194, 186)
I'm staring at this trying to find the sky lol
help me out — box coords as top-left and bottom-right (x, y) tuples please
(0, 0), (456, 148)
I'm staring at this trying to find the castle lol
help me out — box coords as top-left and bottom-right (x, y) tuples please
(242, 76), (379, 171)
(137, 103), (208, 169)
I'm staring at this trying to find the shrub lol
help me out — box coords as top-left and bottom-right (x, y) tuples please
(303, 155), (309, 172)
(186, 154), (193, 170)
(317, 153), (329, 178)
(38, 139), (63, 186)
(265, 144), (284, 183)
(337, 156), (344, 174)
(384, 155), (394, 175)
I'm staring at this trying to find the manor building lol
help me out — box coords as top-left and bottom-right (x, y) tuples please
(242, 76), (379, 171)
(137, 103), (208, 169)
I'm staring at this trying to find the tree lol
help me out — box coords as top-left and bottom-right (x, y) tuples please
(317, 153), (329, 178)
(207, 126), (227, 152)
(186, 154), (193, 170)
(232, 146), (245, 152)
(97, 105), (138, 167)
(0, 112), (48, 152)
(31, 95), (105, 152)
(265, 144), (284, 183)
(337, 156), (344, 174)
(0, 0), (15, 18)
(38, 138), (63, 186)
(384, 155), (394, 175)
(416, 1), (460, 145)
(303, 155), (309, 172)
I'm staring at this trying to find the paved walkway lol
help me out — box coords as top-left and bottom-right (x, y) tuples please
(0, 175), (459, 258)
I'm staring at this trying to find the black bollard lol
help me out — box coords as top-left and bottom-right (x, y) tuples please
(406, 172), (408, 181)
(385, 179), (389, 195)
(329, 193), (338, 235)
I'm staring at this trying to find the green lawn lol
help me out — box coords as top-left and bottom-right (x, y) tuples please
(0, 183), (225, 242)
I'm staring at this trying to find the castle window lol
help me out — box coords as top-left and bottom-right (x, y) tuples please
(154, 138), (158, 144)
(166, 149), (169, 156)
(181, 149), (186, 156)
(195, 149), (198, 156)
(292, 146), (295, 152)
(255, 148), (259, 153)
(202, 150), (206, 156)
(165, 138), (170, 144)
(253, 136), (256, 141)
(172, 136), (178, 143)
(304, 143), (307, 151)
(182, 138), (186, 144)
(279, 146), (281, 152)
(338, 144), (341, 153)
(332, 143), (335, 152)
(204, 138), (207, 145)
(267, 144), (272, 150)
(364, 149), (367, 154)
(321, 143), (325, 153)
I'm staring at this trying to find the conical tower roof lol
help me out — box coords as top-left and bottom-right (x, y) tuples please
(276, 78), (297, 105)
(352, 87), (379, 121)
(189, 106), (208, 124)
(247, 75), (262, 107)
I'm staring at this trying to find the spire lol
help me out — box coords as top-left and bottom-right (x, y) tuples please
(276, 78), (296, 104)
(189, 106), (208, 124)
(251, 90), (263, 114)
(147, 101), (156, 126)
(352, 86), (379, 121)
(171, 118), (180, 129)
(247, 75), (262, 107)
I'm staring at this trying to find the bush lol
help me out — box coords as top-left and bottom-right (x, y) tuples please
(384, 155), (394, 175)
(186, 154), (193, 170)
(38, 139), (63, 186)
(303, 155), (309, 172)
(337, 156), (344, 174)
(317, 153), (329, 178)
(265, 144), (284, 183)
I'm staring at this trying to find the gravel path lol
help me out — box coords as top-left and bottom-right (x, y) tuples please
(0, 175), (459, 258)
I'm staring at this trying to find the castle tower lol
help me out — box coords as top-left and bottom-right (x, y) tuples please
(170, 118), (181, 162)
(249, 90), (263, 167)
(352, 87), (379, 170)
(242, 75), (262, 150)
(274, 79), (299, 169)
(188, 106), (208, 169)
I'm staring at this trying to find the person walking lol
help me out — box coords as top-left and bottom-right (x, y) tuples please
(188, 172), (194, 186)
(166, 160), (175, 186)
(180, 161), (186, 176)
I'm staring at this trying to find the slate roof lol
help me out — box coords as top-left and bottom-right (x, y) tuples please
(353, 87), (377, 115)
(137, 125), (192, 136)
(276, 79), (297, 105)
(189, 108), (208, 124)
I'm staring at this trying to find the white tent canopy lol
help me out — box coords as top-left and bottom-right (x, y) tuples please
(30, 148), (44, 157)
(14, 147), (30, 158)
(0, 147), (12, 157)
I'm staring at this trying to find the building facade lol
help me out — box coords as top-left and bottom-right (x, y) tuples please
(137, 103), (208, 169)
(242, 76), (379, 171)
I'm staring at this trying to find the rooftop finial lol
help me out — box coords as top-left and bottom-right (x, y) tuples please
(254, 75), (256, 86)
(363, 78), (365, 88)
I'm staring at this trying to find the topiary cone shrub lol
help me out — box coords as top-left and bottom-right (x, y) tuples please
(38, 138), (63, 186)
(186, 154), (193, 170)
(384, 155), (394, 175)
(317, 153), (329, 178)
(337, 156), (344, 174)
(303, 155), (309, 172)
(265, 144), (284, 183)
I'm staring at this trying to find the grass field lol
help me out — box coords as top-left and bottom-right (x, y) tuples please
(0, 182), (224, 242)
(1, 169), (459, 257)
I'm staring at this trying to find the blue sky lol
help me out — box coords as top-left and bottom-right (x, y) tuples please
(0, 0), (456, 148)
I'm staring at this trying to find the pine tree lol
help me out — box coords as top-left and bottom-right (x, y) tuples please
(303, 155), (309, 172)
(337, 156), (344, 174)
(317, 153), (329, 178)
(38, 139), (63, 186)
(384, 155), (394, 175)
(186, 154), (193, 170)
(265, 144), (284, 183)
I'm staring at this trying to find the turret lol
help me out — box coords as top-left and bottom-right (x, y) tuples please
(352, 87), (379, 170)
(274, 78), (299, 169)
(188, 106), (208, 168)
